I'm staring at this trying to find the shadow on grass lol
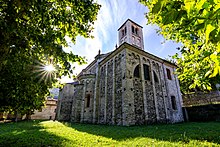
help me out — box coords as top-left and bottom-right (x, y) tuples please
(67, 121), (220, 144)
(0, 120), (68, 147)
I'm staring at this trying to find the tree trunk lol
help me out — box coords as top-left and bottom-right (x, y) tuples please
(25, 111), (31, 120)
(15, 111), (18, 122)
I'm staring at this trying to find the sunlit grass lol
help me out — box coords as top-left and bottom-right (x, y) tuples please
(0, 120), (219, 146)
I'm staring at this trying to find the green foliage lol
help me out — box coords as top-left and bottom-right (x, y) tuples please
(0, 121), (220, 146)
(140, 0), (220, 92)
(0, 1), (100, 113)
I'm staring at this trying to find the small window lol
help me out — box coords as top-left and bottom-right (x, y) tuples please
(135, 28), (138, 34)
(153, 71), (159, 83)
(132, 26), (135, 33)
(86, 94), (91, 107)
(122, 29), (125, 37)
(171, 96), (177, 110)
(134, 65), (140, 78)
(166, 68), (172, 80)
(125, 27), (127, 34)
(143, 64), (150, 80)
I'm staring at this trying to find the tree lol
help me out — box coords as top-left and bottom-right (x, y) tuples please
(0, 0), (100, 115)
(140, 0), (220, 92)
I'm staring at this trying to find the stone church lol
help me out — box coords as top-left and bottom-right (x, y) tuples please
(56, 19), (184, 126)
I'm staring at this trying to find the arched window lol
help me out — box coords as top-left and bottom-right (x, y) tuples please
(86, 94), (91, 107)
(153, 71), (159, 83)
(143, 64), (150, 80)
(132, 26), (135, 33)
(122, 29), (125, 37)
(134, 65), (140, 78)
(135, 28), (138, 35)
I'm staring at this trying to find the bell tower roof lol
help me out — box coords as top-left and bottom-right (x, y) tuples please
(118, 19), (144, 50)
(118, 19), (143, 31)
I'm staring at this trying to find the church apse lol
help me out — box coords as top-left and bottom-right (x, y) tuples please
(57, 19), (184, 126)
(71, 74), (95, 123)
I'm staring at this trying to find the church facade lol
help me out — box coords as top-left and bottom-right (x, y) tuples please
(56, 19), (184, 126)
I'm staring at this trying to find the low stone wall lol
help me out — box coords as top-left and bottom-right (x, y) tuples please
(182, 91), (220, 122)
(31, 99), (57, 120)
(182, 91), (220, 107)
(184, 104), (220, 122)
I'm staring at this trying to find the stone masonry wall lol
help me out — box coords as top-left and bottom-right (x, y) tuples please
(133, 78), (144, 125)
(145, 79), (157, 124)
(127, 51), (144, 125)
(182, 91), (220, 107)
(31, 99), (57, 120)
(97, 50), (125, 125)
(57, 84), (74, 121)
(124, 51), (135, 125)
(114, 54), (123, 125)
(71, 84), (83, 122)
(153, 62), (166, 123)
(82, 79), (95, 123)
(163, 65), (184, 123)
(125, 49), (183, 125)
(63, 45), (184, 125)
(99, 65), (106, 124)
(158, 64), (170, 122)
(143, 58), (157, 124)
(106, 59), (113, 124)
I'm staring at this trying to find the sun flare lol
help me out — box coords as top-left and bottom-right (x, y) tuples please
(44, 64), (55, 72)
(34, 60), (57, 83)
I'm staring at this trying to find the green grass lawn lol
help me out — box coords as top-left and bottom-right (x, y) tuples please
(0, 120), (219, 146)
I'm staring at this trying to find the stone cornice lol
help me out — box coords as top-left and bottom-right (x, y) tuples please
(99, 43), (126, 66)
(125, 43), (177, 68)
(74, 84), (84, 87)
(77, 53), (111, 78)
(78, 74), (96, 81)
(99, 42), (177, 68)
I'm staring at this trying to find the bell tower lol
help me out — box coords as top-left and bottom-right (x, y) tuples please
(118, 19), (144, 50)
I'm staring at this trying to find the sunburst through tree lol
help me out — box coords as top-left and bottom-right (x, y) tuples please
(34, 58), (57, 83)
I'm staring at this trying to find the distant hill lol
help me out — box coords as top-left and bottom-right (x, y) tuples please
(49, 88), (59, 99)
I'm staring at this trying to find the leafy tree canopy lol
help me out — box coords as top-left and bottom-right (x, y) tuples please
(140, 0), (220, 93)
(0, 0), (100, 113)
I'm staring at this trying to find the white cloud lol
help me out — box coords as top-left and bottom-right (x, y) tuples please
(61, 0), (182, 83)
(62, 0), (154, 82)
(143, 24), (159, 38)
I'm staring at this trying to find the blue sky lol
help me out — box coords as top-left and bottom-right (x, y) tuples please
(62, 0), (181, 83)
